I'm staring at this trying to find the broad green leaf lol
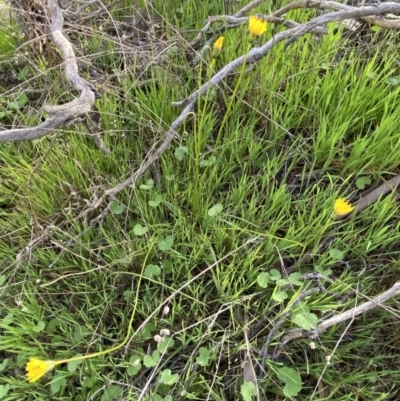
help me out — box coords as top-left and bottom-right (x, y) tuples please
(82, 376), (96, 388)
(0, 384), (10, 398)
(257, 272), (271, 288)
(269, 269), (281, 281)
(0, 275), (5, 286)
(143, 350), (160, 368)
(387, 76), (400, 85)
(289, 272), (302, 286)
(356, 176), (371, 190)
(160, 369), (179, 385)
(149, 195), (162, 207)
(158, 235), (174, 251)
(141, 322), (156, 339)
(157, 336), (174, 353)
(292, 312), (318, 330)
(276, 278), (288, 287)
(272, 290), (288, 302)
(100, 385), (123, 401)
(329, 248), (343, 260)
(127, 361), (141, 376)
(196, 347), (211, 366)
(133, 224), (148, 236)
(0, 359), (7, 372)
(33, 320), (45, 332)
(174, 146), (188, 161)
(241, 380), (257, 401)
(67, 355), (82, 372)
(276, 366), (302, 397)
(315, 265), (332, 276)
(109, 201), (125, 215)
(17, 93), (28, 107)
(50, 374), (67, 395)
(165, 174), (175, 181)
(144, 264), (161, 279)
(207, 203), (223, 217)
(140, 179), (154, 190)
(200, 155), (217, 167)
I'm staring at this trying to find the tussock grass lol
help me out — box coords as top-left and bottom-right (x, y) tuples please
(1, 0), (400, 400)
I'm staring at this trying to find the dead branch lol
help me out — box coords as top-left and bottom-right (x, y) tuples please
(0, 0), (110, 153)
(272, 281), (400, 360)
(82, 2), (400, 223)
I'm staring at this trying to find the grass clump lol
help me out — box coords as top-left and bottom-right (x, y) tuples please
(1, 0), (400, 400)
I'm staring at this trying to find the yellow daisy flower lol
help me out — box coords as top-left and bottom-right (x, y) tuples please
(26, 358), (56, 383)
(213, 36), (224, 51)
(248, 16), (267, 37)
(334, 198), (354, 216)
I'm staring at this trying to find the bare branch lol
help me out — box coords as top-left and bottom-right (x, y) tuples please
(0, 0), (100, 146)
(274, 281), (400, 358)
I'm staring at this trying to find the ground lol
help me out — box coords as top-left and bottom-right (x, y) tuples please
(1, 0), (400, 400)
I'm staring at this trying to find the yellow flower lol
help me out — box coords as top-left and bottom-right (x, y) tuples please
(213, 36), (224, 51)
(26, 358), (56, 383)
(248, 16), (267, 37)
(334, 198), (354, 216)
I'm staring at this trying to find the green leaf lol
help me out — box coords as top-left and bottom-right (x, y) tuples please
(158, 235), (174, 251)
(144, 264), (161, 279)
(165, 174), (175, 181)
(100, 385), (123, 401)
(127, 357), (142, 376)
(141, 322), (156, 339)
(149, 195), (162, 207)
(356, 176), (371, 190)
(67, 355), (82, 372)
(276, 278), (288, 287)
(174, 146), (188, 161)
(160, 369), (179, 385)
(0, 359), (8, 372)
(109, 201), (125, 215)
(269, 269), (281, 281)
(50, 374), (67, 395)
(0, 275), (5, 286)
(276, 366), (302, 397)
(123, 290), (133, 301)
(272, 290), (288, 302)
(207, 203), (223, 217)
(292, 311), (318, 330)
(0, 384), (10, 398)
(157, 336), (175, 353)
(3, 313), (13, 325)
(143, 350), (160, 368)
(257, 272), (271, 288)
(196, 347), (211, 366)
(17, 93), (28, 107)
(74, 325), (87, 342)
(289, 272), (302, 286)
(33, 320), (46, 332)
(17, 65), (30, 81)
(241, 381), (257, 401)
(133, 224), (148, 236)
(386, 76), (400, 85)
(140, 179), (154, 190)
(162, 260), (173, 273)
(329, 248), (343, 260)
(200, 155), (217, 167)
(82, 376), (96, 388)
(314, 265), (332, 276)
